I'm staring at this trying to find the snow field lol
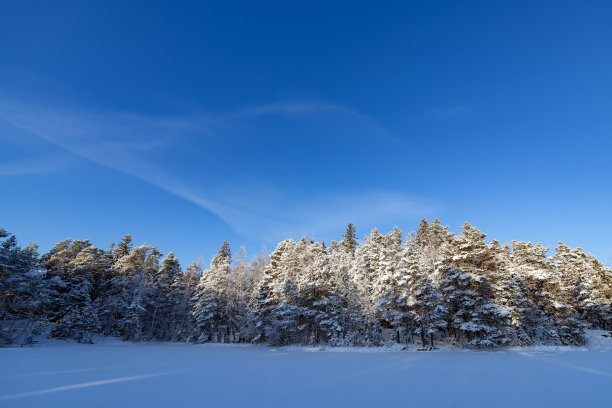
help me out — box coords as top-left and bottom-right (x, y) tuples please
(2, 334), (612, 408)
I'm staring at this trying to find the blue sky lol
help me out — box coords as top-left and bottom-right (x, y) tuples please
(1, 1), (611, 266)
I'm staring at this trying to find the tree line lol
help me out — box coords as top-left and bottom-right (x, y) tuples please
(1, 220), (611, 348)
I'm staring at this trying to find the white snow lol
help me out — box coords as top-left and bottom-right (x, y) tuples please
(1, 331), (612, 408)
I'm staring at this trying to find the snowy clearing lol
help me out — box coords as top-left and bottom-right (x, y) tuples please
(2, 334), (612, 408)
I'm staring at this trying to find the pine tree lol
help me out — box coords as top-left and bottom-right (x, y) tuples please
(2, 221), (608, 348)
(192, 242), (232, 343)
(250, 239), (296, 344)
(505, 241), (556, 344)
(552, 242), (607, 335)
(374, 227), (408, 343)
(349, 229), (385, 345)
(0, 229), (46, 345)
(416, 218), (453, 275)
(152, 251), (183, 340)
(52, 278), (99, 343)
(437, 223), (511, 347)
(404, 237), (447, 348)
(327, 240), (368, 345)
(171, 261), (201, 341)
(225, 246), (251, 342)
(109, 244), (159, 341)
(295, 242), (342, 345)
(582, 255), (612, 329)
(342, 223), (358, 255)
(114, 235), (133, 260)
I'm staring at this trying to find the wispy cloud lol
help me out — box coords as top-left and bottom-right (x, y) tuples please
(425, 105), (471, 120)
(0, 96), (436, 242)
(230, 101), (366, 119)
(0, 153), (72, 176)
(263, 191), (437, 241)
(228, 101), (402, 143)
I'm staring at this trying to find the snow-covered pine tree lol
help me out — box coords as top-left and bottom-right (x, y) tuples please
(170, 261), (201, 341)
(51, 244), (106, 343)
(349, 228), (385, 345)
(225, 246), (251, 342)
(374, 227), (409, 343)
(41, 239), (89, 323)
(239, 249), (268, 341)
(250, 239), (296, 344)
(192, 241), (232, 343)
(554, 243), (587, 311)
(416, 218), (454, 276)
(506, 241), (566, 345)
(342, 223), (358, 255)
(113, 235), (133, 260)
(265, 238), (313, 345)
(39, 240), (108, 342)
(0, 229), (47, 345)
(94, 236), (131, 337)
(295, 241), (342, 345)
(327, 239), (367, 345)
(109, 244), (159, 341)
(51, 277), (99, 343)
(437, 223), (511, 348)
(551, 242), (611, 334)
(404, 236), (447, 348)
(247, 248), (268, 295)
(151, 251), (183, 340)
(3, 221), (609, 348)
(581, 255), (612, 329)
(545, 242), (588, 344)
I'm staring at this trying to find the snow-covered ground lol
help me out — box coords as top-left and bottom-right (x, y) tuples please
(1, 332), (612, 408)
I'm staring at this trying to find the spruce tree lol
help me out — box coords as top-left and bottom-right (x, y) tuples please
(374, 227), (407, 343)
(296, 242), (342, 345)
(2, 220), (608, 348)
(192, 242), (232, 342)
(342, 223), (358, 255)
(349, 229), (385, 345)
(436, 223), (511, 347)
(0, 230), (45, 345)
(250, 239), (296, 344)
(152, 251), (183, 340)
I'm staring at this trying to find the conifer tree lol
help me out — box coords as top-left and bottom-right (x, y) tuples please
(342, 223), (358, 255)
(327, 240), (367, 345)
(251, 239), (296, 344)
(110, 244), (159, 341)
(0, 229), (45, 344)
(114, 235), (133, 260)
(2, 220), (606, 348)
(350, 229), (385, 345)
(52, 277), (99, 343)
(152, 251), (183, 340)
(296, 242), (342, 345)
(170, 261), (202, 341)
(226, 246), (251, 342)
(375, 227), (408, 343)
(437, 223), (511, 347)
(192, 242), (232, 342)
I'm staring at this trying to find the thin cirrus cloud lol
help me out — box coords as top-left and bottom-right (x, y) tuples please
(0, 96), (437, 241)
(226, 101), (404, 144)
(424, 105), (471, 120)
(0, 153), (72, 176)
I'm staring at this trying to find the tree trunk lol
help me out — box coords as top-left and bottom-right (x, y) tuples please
(420, 322), (427, 347)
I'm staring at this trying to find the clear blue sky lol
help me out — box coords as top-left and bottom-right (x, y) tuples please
(1, 1), (611, 266)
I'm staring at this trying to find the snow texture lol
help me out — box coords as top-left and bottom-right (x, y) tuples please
(1, 331), (611, 408)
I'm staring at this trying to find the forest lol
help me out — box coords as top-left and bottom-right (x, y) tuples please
(1, 220), (611, 348)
